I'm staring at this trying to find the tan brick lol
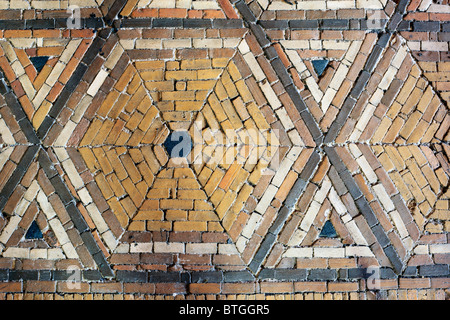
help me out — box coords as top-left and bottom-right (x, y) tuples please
(260, 282), (294, 293)
(189, 283), (221, 294)
(399, 278), (431, 289)
(294, 282), (327, 293)
(328, 282), (359, 292)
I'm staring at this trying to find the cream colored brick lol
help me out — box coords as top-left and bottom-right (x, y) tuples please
(163, 39), (192, 49)
(356, 0), (383, 8)
(346, 246), (374, 257)
(255, 185), (278, 214)
(153, 242), (185, 253)
(259, 81), (282, 109)
(421, 41), (448, 52)
(243, 52), (266, 81)
(135, 39), (162, 49)
(32, 84), (52, 108)
(414, 245), (429, 254)
(241, 212), (262, 238)
(390, 210), (408, 238)
(86, 203), (109, 233)
(192, 0), (220, 9)
(378, 66), (397, 90)
(300, 200), (321, 231)
(236, 236), (247, 253)
(24, 180), (40, 202)
(323, 40), (350, 50)
(356, 156), (378, 184)
(280, 40), (309, 50)
(286, 229), (306, 246)
(62, 159), (84, 189)
(305, 77), (323, 102)
(345, 220), (368, 245)
(186, 243), (217, 254)
(87, 69), (109, 97)
(314, 247), (345, 258)
(37, 190), (56, 219)
(62, 242), (79, 259)
(296, 1), (326, 10)
(328, 187), (347, 215)
(238, 40), (250, 55)
(283, 247), (313, 258)
(148, 0), (176, 7)
(193, 39), (222, 49)
(373, 184), (395, 212)
(0, 119), (15, 145)
(48, 218), (70, 245)
(314, 178), (332, 203)
(272, 158), (294, 187)
(268, 0), (294, 10)
(102, 230), (117, 252)
(78, 188), (93, 205)
(30, 248), (47, 259)
(321, 88), (336, 112)
(3, 247), (29, 258)
(130, 242), (153, 253)
(48, 248), (65, 259)
(60, 39), (82, 64)
(430, 244), (450, 253)
(327, 0), (355, 9)
(218, 244), (239, 255)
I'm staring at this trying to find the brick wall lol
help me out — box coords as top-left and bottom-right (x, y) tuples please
(0, 0), (448, 300)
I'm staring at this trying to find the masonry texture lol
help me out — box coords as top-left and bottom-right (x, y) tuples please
(0, 0), (448, 301)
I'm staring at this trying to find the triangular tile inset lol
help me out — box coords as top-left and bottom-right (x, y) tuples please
(24, 220), (43, 239)
(319, 220), (337, 238)
(29, 56), (50, 74)
(312, 59), (329, 77)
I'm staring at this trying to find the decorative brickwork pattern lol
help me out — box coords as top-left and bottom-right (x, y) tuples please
(0, 0), (447, 300)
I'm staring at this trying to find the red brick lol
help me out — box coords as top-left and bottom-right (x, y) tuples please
(155, 283), (187, 294)
(222, 283), (256, 294)
(0, 282), (22, 292)
(25, 281), (56, 293)
(90, 282), (123, 293)
(124, 283), (155, 294)
(217, 0), (239, 19)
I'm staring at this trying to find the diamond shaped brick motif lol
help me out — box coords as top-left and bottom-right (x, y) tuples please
(0, 0), (448, 300)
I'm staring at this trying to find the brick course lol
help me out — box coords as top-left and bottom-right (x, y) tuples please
(0, 0), (447, 301)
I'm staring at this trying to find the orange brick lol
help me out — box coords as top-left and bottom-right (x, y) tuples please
(399, 278), (431, 289)
(260, 282), (294, 293)
(158, 8), (187, 18)
(328, 258), (357, 268)
(90, 282), (123, 293)
(328, 282), (359, 292)
(124, 283), (155, 294)
(294, 282), (327, 293)
(57, 282), (90, 293)
(189, 283), (221, 294)
(222, 283), (256, 294)
(4, 30), (31, 38)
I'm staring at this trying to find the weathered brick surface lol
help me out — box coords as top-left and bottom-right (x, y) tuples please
(0, 0), (447, 301)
